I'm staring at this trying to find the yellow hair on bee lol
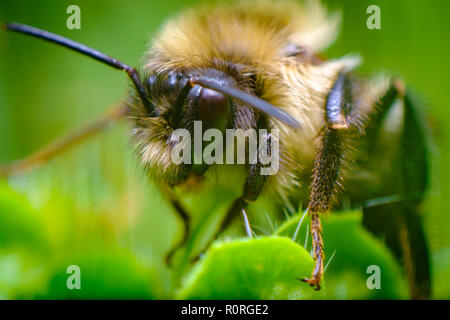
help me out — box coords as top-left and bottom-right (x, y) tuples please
(145, 0), (340, 72)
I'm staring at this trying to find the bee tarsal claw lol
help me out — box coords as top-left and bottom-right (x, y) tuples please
(299, 277), (322, 291)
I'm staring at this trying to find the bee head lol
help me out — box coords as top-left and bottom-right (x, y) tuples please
(128, 65), (300, 184)
(129, 67), (245, 184)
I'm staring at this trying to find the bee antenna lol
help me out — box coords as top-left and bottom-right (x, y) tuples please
(4, 22), (154, 114)
(190, 77), (301, 129)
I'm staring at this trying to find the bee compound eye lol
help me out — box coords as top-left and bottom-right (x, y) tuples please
(197, 87), (230, 130)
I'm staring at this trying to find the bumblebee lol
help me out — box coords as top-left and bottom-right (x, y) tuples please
(1, 0), (430, 297)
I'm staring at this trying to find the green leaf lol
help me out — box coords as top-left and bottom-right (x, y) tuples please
(177, 236), (325, 300)
(38, 247), (159, 299)
(432, 248), (450, 299)
(276, 211), (408, 299)
(0, 183), (48, 251)
(0, 249), (47, 299)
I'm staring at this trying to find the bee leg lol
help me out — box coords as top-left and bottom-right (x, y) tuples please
(188, 169), (263, 264)
(302, 72), (353, 289)
(217, 140), (271, 238)
(0, 103), (129, 178)
(301, 128), (344, 290)
(162, 184), (191, 266)
(194, 133), (272, 259)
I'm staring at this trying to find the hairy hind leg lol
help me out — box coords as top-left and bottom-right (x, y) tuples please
(302, 73), (430, 296)
(302, 72), (356, 289)
(302, 127), (344, 290)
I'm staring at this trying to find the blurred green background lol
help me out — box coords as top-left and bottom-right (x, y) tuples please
(0, 0), (449, 299)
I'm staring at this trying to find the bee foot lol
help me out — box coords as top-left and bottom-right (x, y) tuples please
(298, 277), (321, 291)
